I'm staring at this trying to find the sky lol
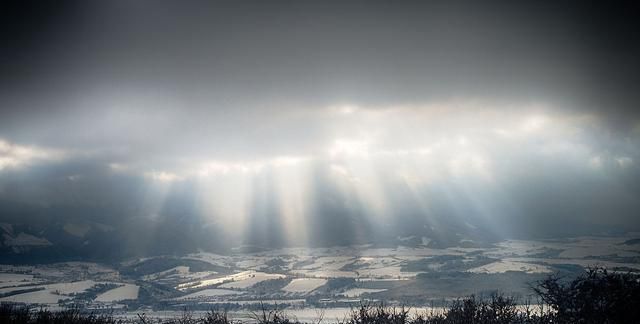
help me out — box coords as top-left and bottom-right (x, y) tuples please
(1, 1), (640, 252)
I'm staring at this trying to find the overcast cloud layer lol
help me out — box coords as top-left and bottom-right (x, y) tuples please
(1, 1), (639, 255)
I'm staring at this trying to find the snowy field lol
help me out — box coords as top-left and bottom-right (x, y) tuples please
(95, 284), (139, 302)
(218, 272), (286, 289)
(0, 234), (638, 308)
(0, 273), (44, 288)
(467, 260), (552, 274)
(177, 289), (243, 300)
(282, 278), (327, 293)
(178, 271), (286, 290)
(0, 280), (139, 305)
(340, 288), (387, 297)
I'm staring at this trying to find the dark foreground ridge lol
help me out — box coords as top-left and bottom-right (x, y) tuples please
(1, 268), (639, 324)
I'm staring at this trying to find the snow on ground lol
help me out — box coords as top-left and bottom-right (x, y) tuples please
(485, 240), (550, 258)
(219, 272), (286, 289)
(204, 299), (307, 306)
(232, 255), (301, 271)
(340, 288), (387, 297)
(0, 265), (35, 273)
(142, 266), (190, 280)
(360, 247), (462, 258)
(56, 262), (117, 275)
(282, 278), (327, 294)
(291, 256), (358, 278)
(468, 260), (552, 274)
(291, 269), (358, 278)
(95, 284), (139, 302)
(360, 266), (415, 278)
(353, 256), (418, 279)
(180, 271), (221, 282)
(234, 259), (261, 269)
(178, 271), (285, 290)
(479, 236), (640, 272)
(486, 236), (640, 260)
(512, 257), (640, 271)
(0, 285), (37, 295)
(0, 273), (40, 288)
(0, 280), (139, 305)
(299, 256), (355, 271)
(141, 266), (218, 282)
(0, 289), (66, 304)
(2, 235), (638, 306)
(0, 280), (99, 304)
(177, 289), (243, 300)
(30, 268), (66, 278)
(556, 237), (640, 258)
(45, 280), (99, 294)
(0, 274), (31, 282)
(280, 247), (461, 280)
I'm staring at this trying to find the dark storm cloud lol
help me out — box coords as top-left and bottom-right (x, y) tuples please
(1, 1), (638, 157)
(2, 1), (640, 114)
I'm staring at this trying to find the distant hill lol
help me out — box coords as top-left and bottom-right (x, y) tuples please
(622, 238), (640, 245)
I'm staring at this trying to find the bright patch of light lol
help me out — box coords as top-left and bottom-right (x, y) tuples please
(0, 138), (64, 171)
(108, 163), (129, 172)
(145, 171), (184, 182)
(329, 104), (359, 115)
(615, 156), (633, 169)
(448, 154), (493, 181)
(198, 161), (264, 176)
(271, 155), (310, 167)
(520, 115), (548, 132)
(195, 172), (252, 232)
(197, 156), (309, 177)
(589, 156), (603, 169)
(273, 161), (314, 245)
(329, 139), (370, 158)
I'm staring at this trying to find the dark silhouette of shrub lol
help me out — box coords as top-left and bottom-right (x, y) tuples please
(341, 304), (410, 324)
(251, 303), (299, 324)
(0, 304), (121, 323)
(532, 267), (640, 324)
